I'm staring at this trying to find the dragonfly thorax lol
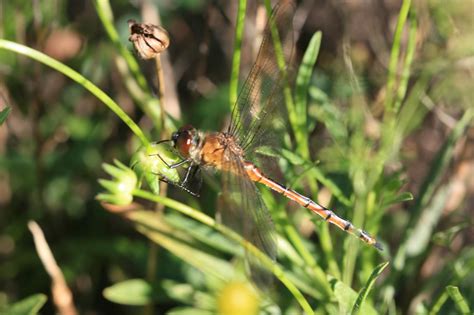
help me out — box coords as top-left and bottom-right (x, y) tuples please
(199, 132), (245, 172)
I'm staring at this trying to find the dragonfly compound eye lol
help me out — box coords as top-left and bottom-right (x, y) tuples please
(174, 126), (197, 158)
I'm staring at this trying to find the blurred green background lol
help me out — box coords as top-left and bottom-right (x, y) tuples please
(0, 0), (473, 314)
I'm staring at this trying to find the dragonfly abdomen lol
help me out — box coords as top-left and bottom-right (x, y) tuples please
(244, 161), (382, 250)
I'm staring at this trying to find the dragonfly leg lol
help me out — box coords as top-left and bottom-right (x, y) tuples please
(148, 149), (191, 169)
(155, 175), (201, 197)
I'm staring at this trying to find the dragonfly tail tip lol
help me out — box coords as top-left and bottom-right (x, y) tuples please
(374, 241), (384, 251)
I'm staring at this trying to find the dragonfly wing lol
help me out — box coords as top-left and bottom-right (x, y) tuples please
(218, 151), (277, 289)
(228, 0), (295, 154)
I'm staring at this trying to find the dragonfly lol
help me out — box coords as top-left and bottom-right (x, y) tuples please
(157, 0), (381, 285)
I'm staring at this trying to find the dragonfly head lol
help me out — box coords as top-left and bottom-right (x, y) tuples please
(171, 125), (198, 158)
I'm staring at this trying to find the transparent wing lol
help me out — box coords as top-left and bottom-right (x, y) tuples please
(218, 151), (276, 289)
(228, 0), (295, 154)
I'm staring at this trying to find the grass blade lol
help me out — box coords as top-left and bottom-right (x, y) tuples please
(132, 189), (315, 315)
(351, 262), (389, 315)
(392, 10), (417, 114)
(394, 108), (474, 269)
(0, 106), (11, 125)
(333, 279), (378, 315)
(3, 294), (47, 315)
(229, 0), (247, 110)
(94, 0), (148, 91)
(0, 39), (150, 147)
(130, 210), (236, 282)
(294, 31), (322, 157)
(94, 0), (165, 129)
(384, 0), (412, 113)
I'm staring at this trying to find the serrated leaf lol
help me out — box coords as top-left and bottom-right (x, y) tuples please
(103, 279), (153, 305)
(3, 294), (47, 315)
(351, 262), (389, 315)
(0, 106), (11, 125)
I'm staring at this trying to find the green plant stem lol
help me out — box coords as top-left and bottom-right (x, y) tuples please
(264, 0), (302, 156)
(446, 286), (471, 314)
(295, 32), (321, 158)
(392, 10), (417, 114)
(133, 188), (315, 314)
(276, 209), (332, 298)
(94, 0), (148, 91)
(94, 0), (164, 131)
(0, 39), (150, 147)
(229, 0), (247, 112)
(429, 290), (449, 315)
(394, 108), (473, 271)
(384, 0), (412, 113)
(351, 262), (389, 315)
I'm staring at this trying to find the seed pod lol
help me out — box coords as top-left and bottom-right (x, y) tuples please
(128, 19), (170, 59)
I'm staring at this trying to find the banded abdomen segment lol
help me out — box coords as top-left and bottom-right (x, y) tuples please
(244, 161), (382, 250)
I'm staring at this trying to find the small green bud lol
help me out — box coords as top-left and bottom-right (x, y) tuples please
(97, 160), (138, 205)
(131, 142), (184, 194)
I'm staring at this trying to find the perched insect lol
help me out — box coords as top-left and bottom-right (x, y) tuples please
(158, 0), (381, 286)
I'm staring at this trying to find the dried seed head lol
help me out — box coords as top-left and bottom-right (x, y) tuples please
(128, 19), (170, 59)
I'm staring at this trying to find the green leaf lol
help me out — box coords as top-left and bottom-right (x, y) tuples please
(295, 31), (322, 136)
(333, 279), (377, 315)
(0, 106), (11, 125)
(446, 286), (471, 314)
(132, 190), (314, 314)
(103, 279), (153, 305)
(129, 210), (235, 282)
(395, 108), (474, 269)
(3, 294), (47, 315)
(382, 191), (413, 208)
(384, 0), (412, 112)
(413, 108), (473, 224)
(432, 223), (468, 247)
(308, 87), (347, 144)
(228, 0), (247, 111)
(309, 167), (351, 206)
(406, 179), (453, 256)
(280, 148), (306, 165)
(167, 307), (214, 315)
(0, 39), (150, 146)
(161, 280), (215, 310)
(351, 262), (389, 315)
(165, 213), (237, 255)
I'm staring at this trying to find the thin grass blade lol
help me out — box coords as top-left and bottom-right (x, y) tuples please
(351, 262), (389, 315)
(0, 106), (11, 125)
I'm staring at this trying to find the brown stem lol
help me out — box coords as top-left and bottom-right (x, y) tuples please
(28, 221), (78, 315)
